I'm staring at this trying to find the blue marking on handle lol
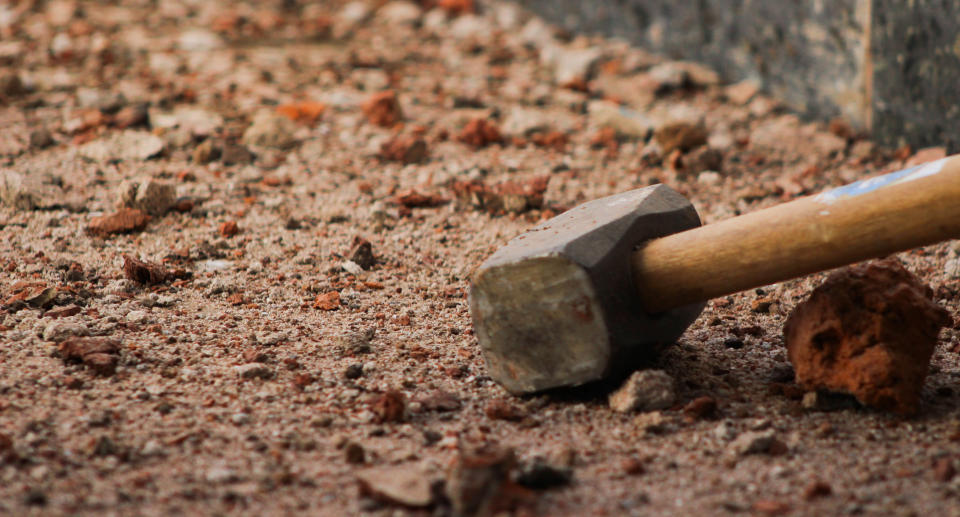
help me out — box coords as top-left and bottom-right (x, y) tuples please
(815, 158), (947, 204)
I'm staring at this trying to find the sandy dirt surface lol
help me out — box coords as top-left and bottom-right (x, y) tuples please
(1, 1), (960, 515)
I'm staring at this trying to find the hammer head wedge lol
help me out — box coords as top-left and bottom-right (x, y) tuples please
(469, 184), (704, 394)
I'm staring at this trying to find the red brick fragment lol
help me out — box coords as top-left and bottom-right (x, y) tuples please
(85, 209), (150, 237)
(362, 90), (403, 127)
(784, 260), (949, 415)
(456, 118), (503, 148)
(59, 337), (121, 376)
(314, 291), (341, 311)
(219, 220), (240, 237)
(372, 390), (407, 423)
(379, 135), (428, 164)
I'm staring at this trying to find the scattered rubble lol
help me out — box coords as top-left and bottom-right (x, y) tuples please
(242, 111), (298, 150)
(115, 177), (176, 215)
(122, 254), (178, 285)
(445, 445), (533, 517)
(391, 189), (449, 208)
(784, 260), (949, 415)
(348, 236), (377, 269)
(357, 464), (434, 508)
(727, 430), (784, 457)
(654, 122), (708, 154)
(608, 370), (676, 413)
(58, 337), (121, 376)
(450, 176), (549, 214)
(77, 131), (164, 162)
(0, 170), (61, 210)
(0, 1), (955, 515)
(588, 101), (651, 139)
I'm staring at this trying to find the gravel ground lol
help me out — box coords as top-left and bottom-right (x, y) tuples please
(1, 1), (960, 516)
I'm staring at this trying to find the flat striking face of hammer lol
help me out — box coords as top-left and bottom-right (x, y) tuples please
(469, 185), (704, 394)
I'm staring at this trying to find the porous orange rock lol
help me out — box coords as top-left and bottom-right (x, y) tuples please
(784, 259), (949, 415)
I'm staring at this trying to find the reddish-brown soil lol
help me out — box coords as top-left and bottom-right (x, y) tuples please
(1, 1), (959, 516)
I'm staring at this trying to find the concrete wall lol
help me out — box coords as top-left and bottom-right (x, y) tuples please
(517, 0), (960, 151)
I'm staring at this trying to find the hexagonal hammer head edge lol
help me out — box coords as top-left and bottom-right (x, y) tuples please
(469, 184), (705, 394)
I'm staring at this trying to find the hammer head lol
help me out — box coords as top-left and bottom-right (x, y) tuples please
(469, 185), (704, 394)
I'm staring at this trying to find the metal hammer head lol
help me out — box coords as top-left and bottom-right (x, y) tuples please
(469, 185), (703, 394)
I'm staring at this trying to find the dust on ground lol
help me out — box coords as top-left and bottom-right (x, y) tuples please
(1, 1), (959, 515)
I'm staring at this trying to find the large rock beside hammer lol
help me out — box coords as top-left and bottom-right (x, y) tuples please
(784, 259), (949, 415)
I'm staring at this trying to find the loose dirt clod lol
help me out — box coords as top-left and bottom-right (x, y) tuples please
(784, 259), (949, 415)
(58, 337), (121, 376)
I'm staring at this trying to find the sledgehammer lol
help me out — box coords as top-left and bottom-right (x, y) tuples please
(469, 156), (960, 394)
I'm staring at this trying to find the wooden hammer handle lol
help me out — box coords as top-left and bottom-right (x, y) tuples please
(634, 155), (960, 313)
